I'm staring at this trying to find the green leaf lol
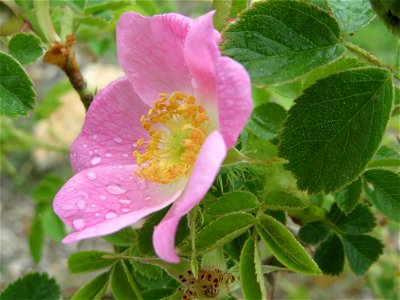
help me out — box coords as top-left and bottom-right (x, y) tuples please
(298, 221), (331, 245)
(32, 174), (64, 203)
(240, 238), (265, 300)
(328, 203), (376, 235)
(314, 233), (344, 275)
(212, 0), (248, 31)
(84, 0), (131, 14)
(245, 102), (286, 141)
(71, 271), (110, 300)
(129, 247), (164, 279)
(204, 191), (259, 219)
(327, 0), (375, 33)
(263, 191), (308, 210)
(303, 57), (366, 89)
(335, 177), (362, 214)
(0, 52), (36, 118)
(368, 145), (400, 168)
(68, 251), (115, 273)
(221, 0), (344, 86)
(8, 33), (44, 65)
(111, 261), (143, 300)
(77, 15), (110, 27)
(0, 272), (60, 300)
(29, 206), (45, 263)
(363, 169), (400, 222)
(279, 68), (393, 194)
(342, 234), (384, 275)
(103, 226), (137, 246)
(193, 212), (254, 254)
(134, 257), (191, 282)
(256, 215), (321, 275)
(42, 206), (65, 242)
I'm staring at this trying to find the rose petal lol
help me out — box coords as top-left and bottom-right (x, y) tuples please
(53, 164), (186, 243)
(216, 56), (252, 149)
(152, 131), (226, 262)
(70, 77), (149, 173)
(185, 11), (221, 102)
(117, 12), (193, 105)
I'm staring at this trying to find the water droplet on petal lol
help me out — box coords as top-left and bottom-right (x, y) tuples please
(77, 191), (89, 199)
(129, 176), (134, 180)
(83, 144), (88, 148)
(106, 183), (127, 195)
(73, 218), (86, 230)
(92, 134), (98, 139)
(100, 195), (106, 200)
(105, 152), (113, 158)
(122, 153), (129, 158)
(90, 154), (101, 165)
(90, 203), (96, 208)
(89, 150), (93, 155)
(121, 208), (130, 213)
(87, 171), (97, 180)
(113, 137), (122, 143)
(105, 210), (118, 219)
(144, 196), (152, 202)
(118, 199), (131, 204)
(95, 213), (100, 217)
(137, 180), (146, 190)
(76, 199), (87, 210)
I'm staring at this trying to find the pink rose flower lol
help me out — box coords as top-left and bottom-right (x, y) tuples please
(54, 11), (252, 263)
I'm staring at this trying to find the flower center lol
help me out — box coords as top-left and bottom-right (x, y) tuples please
(133, 91), (209, 184)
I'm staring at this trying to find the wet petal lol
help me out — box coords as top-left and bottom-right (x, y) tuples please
(71, 78), (149, 173)
(152, 131), (226, 262)
(53, 164), (186, 243)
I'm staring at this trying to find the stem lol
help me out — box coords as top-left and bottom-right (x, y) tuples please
(342, 40), (400, 80)
(34, 0), (59, 43)
(188, 207), (199, 279)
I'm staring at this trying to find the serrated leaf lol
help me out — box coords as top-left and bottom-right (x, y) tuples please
(103, 226), (137, 246)
(263, 190), (308, 210)
(111, 261), (143, 300)
(342, 234), (383, 275)
(368, 145), (400, 168)
(279, 68), (393, 194)
(363, 169), (400, 222)
(8, 33), (44, 65)
(240, 238), (265, 300)
(71, 271), (110, 300)
(0, 272), (60, 300)
(68, 251), (115, 273)
(42, 206), (65, 242)
(299, 221), (330, 245)
(0, 52), (36, 118)
(328, 203), (376, 235)
(193, 212), (254, 254)
(204, 191), (258, 219)
(335, 177), (362, 214)
(32, 174), (64, 203)
(314, 233), (344, 275)
(221, 0), (344, 85)
(327, 0), (375, 33)
(245, 102), (286, 141)
(256, 215), (321, 275)
(303, 57), (366, 89)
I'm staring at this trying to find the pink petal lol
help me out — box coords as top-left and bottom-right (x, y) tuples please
(152, 131), (227, 263)
(216, 56), (253, 149)
(70, 78), (149, 173)
(53, 164), (186, 243)
(184, 11), (221, 102)
(117, 12), (193, 105)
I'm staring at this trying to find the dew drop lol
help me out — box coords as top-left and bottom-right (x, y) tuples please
(113, 137), (123, 143)
(105, 152), (113, 158)
(92, 134), (98, 139)
(105, 210), (118, 219)
(83, 143), (88, 148)
(118, 199), (131, 204)
(137, 180), (146, 190)
(90, 203), (96, 208)
(129, 176), (134, 180)
(90, 154), (101, 165)
(72, 218), (86, 230)
(144, 196), (152, 202)
(77, 191), (89, 199)
(100, 195), (106, 200)
(121, 208), (130, 213)
(95, 213), (100, 217)
(87, 171), (97, 180)
(106, 183), (127, 195)
(122, 153), (129, 158)
(76, 199), (87, 210)
(89, 150), (93, 155)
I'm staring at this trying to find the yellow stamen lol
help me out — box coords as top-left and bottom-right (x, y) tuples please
(133, 91), (210, 184)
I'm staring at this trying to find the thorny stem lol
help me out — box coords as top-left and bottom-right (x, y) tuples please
(342, 40), (400, 81)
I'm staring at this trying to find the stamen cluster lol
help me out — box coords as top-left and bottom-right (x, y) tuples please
(133, 91), (209, 184)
